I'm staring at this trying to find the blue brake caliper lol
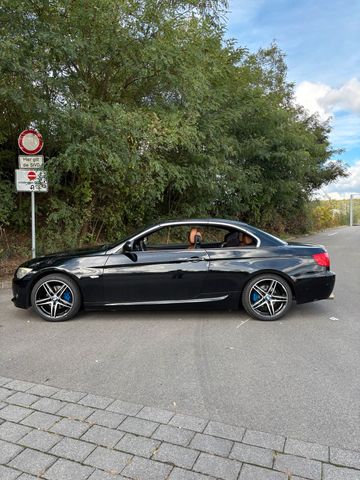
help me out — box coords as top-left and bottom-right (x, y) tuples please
(62, 289), (72, 302)
(251, 291), (261, 304)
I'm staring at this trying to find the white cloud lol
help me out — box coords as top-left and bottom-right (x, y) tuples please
(295, 78), (360, 152)
(295, 78), (360, 120)
(295, 81), (332, 120)
(318, 159), (360, 199)
(321, 78), (360, 114)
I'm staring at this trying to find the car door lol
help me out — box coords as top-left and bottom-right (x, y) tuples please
(201, 225), (260, 295)
(103, 248), (209, 304)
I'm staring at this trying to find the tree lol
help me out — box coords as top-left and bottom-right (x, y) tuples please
(0, 0), (346, 252)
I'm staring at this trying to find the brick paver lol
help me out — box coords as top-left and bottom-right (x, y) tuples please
(230, 442), (274, 468)
(153, 442), (199, 469)
(19, 429), (62, 452)
(0, 465), (21, 480)
(0, 405), (33, 423)
(190, 432), (233, 456)
(87, 409), (126, 429)
(81, 424), (125, 448)
(84, 446), (131, 473)
(152, 423), (195, 446)
(43, 458), (94, 480)
(0, 439), (23, 464)
(21, 411), (59, 430)
(115, 432), (160, 458)
(0, 376), (359, 479)
(285, 437), (329, 462)
(9, 448), (57, 476)
(122, 456), (172, 480)
(50, 436), (96, 462)
(330, 446), (360, 469)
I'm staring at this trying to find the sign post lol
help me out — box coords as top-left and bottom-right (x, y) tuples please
(31, 191), (36, 259)
(16, 129), (46, 258)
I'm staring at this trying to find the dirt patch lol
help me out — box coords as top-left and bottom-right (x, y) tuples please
(0, 255), (27, 282)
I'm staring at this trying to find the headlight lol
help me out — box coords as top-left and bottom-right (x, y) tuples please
(16, 267), (33, 279)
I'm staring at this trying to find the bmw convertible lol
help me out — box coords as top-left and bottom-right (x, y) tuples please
(12, 219), (335, 322)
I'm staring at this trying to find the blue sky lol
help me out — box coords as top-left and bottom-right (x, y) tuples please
(226, 0), (360, 197)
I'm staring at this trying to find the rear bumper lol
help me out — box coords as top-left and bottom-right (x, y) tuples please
(294, 271), (335, 304)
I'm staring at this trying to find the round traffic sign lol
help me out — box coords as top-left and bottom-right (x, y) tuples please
(27, 171), (37, 181)
(18, 129), (43, 155)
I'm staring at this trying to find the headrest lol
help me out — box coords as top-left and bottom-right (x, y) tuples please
(242, 234), (253, 245)
(189, 228), (202, 244)
(225, 231), (241, 247)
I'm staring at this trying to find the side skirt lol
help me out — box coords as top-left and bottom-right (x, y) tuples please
(103, 295), (229, 307)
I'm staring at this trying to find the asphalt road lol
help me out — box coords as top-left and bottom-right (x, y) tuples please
(0, 226), (359, 451)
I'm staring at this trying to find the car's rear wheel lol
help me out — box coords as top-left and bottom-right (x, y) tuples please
(242, 273), (292, 321)
(31, 274), (81, 322)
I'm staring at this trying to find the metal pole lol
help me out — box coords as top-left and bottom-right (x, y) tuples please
(31, 190), (36, 258)
(350, 194), (353, 227)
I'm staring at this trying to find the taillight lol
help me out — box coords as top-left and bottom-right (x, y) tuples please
(312, 252), (330, 267)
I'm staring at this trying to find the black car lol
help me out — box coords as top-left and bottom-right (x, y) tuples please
(12, 219), (335, 322)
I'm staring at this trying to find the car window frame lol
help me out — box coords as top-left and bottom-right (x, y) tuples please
(107, 221), (261, 254)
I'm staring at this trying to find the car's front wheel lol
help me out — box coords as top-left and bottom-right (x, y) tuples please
(31, 274), (81, 322)
(242, 273), (293, 321)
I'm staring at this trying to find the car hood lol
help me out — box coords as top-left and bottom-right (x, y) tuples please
(19, 244), (111, 270)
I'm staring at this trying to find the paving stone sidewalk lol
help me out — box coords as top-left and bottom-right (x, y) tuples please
(0, 376), (359, 480)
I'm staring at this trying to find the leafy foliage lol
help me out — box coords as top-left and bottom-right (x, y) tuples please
(0, 0), (346, 251)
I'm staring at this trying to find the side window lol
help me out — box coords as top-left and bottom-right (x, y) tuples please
(133, 224), (257, 251)
(201, 227), (257, 249)
(140, 225), (205, 250)
(202, 226), (230, 248)
(145, 226), (189, 249)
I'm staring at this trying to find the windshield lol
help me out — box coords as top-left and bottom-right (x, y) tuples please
(105, 222), (158, 249)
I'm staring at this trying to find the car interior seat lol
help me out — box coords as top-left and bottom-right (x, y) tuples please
(188, 228), (202, 249)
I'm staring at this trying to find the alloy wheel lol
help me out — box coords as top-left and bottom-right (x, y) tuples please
(249, 278), (289, 318)
(35, 280), (74, 320)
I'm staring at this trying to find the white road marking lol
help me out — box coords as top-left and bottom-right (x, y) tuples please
(328, 232), (338, 236)
(236, 319), (249, 328)
(329, 316), (339, 321)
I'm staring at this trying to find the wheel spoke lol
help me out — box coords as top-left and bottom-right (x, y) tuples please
(49, 301), (55, 317)
(57, 284), (67, 297)
(252, 297), (267, 309)
(43, 282), (55, 297)
(253, 285), (266, 297)
(272, 296), (287, 303)
(272, 294), (287, 300)
(53, 301), (59, 317)
(268, 280), (277, 295)
(267, 301), (275, 316)
(36, 298), (53, 306)
(57, 298), (72, 309)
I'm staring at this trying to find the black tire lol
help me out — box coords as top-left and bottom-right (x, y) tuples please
(242, 273), (293, 321)
(31, 273), (81, 322)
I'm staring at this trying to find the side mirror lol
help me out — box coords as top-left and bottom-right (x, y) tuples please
(123, 241), (132, 253)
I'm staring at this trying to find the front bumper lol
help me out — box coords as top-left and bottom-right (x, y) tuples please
(294, 271), (336, 304)
(12, 278), (32, 309)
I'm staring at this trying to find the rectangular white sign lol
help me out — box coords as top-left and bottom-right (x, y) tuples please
(18, 155), (44, 169)
(15, 169), (48, 192)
